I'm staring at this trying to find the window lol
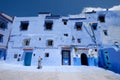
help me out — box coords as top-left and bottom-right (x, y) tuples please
(39, 38), (41, 41)
(23, 39), (30, 46)
(63, 21), (67, 25)
(14, 54), (18, 59)
(45, 53), (49, 57)
(103, 30), (108, 36)
(64, 34), (68, 37)
(47, 40), (53, 46)
(20, 21), (29, 31)
(98, 15), (105, 22)
(44, 20), (53, 30)
(94, 49), (97, 52)
(77, 38), (81, 43)
(0, 34), (3, 42)
(91, 23), (97, 30)
(0, 22), (6, 30)
(72, 36), (75, 42)
(62, 19), (68, 25)
(75, 22), (82, 30)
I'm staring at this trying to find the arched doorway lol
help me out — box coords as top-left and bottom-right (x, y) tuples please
(81, 53), (88, 66)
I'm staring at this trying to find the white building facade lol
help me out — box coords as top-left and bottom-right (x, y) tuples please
(6, 10), (120, 68)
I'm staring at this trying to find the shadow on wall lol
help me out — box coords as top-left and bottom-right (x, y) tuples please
(98, 48), (120, 74)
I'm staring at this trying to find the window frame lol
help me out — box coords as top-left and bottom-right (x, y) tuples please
(47, 39), (53, 47)
(75, 22), (83, 31)
(23, 39), (30, 46)
(44, 20), (53, 30)
(45, 53), (49, 57)
(91, 23), (97, 30)
(20, 21), (29, 31)
(98, 14), (105, 23)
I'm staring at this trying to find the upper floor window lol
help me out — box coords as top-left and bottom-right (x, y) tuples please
(20, 21), (29, 31)
(91, 23), (97, 30)
(0, 21), (6, 30)
(98, 15), (105, 22)
(23, 39), (30, 46)
(47, 39), (53, 46)
(75, 22), (83, 30)
(77, 38), (81, 43)
(64, 33), (68, 37)
(0, 34), (3, 42)
(62, 19), (68, 25)
(103, 30), (108, 36)
(44, 20), (53, 30)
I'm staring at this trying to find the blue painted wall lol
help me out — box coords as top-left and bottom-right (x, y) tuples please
(99, 48), (120, 74)
(73, 57), (98, 66)
(73, 57), (81, 66)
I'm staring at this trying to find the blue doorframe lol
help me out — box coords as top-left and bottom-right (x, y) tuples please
(23, 50), (33, 66)
(62, 50), (71, 65)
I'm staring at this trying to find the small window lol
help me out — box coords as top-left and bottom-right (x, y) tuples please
(77, 38), (81, 43)
(47, 40), (53, 46)
(45, 53), (49, 57)
(75, 22), (82, 30)
(91, 23), (97, 30)
(98, 15), (105, 22)
(0, 22), (6, 30)
(103, 30), (108, 36)
(62, 19), (68, 25)
(20, 21), (29, 31)
(33, 53), (36, 56)
(95, 49), (97, 52)
(39, 38), (41, 41)
(14, 54), (18, 59)
(23, 39), (30, 46)
(44, 20), (53, 30)
(64, 34), (68, 37)
(18, 54), (21, 57)
(63, 21), (67, 25)
(0, 34), (3, 42)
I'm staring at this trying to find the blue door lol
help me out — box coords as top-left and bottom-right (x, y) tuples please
(62, 50), (71, 65)
(81, 53), (88, 66)
(24, 52), (33, 66)
(0, 49), (6, 60)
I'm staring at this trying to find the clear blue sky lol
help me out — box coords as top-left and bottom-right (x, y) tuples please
(0, 0), (120, 16)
